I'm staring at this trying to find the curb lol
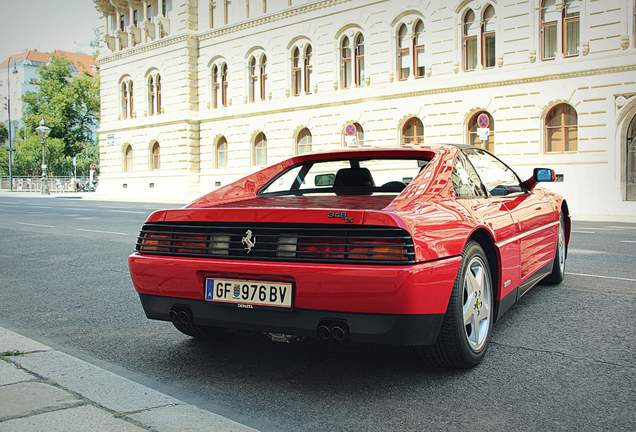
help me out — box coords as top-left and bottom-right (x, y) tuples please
(0, 327), (258, 432)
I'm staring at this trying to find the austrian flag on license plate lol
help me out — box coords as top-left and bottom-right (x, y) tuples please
(205, 278), (293, 308)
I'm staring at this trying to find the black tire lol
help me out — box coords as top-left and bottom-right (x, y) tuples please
(171, 321), (227, 340)
(541, 214), (566, 285)
(416, 241), (494, 368)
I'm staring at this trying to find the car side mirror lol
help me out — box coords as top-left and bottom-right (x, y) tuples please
(523, 168), (556, 191)
(534, 168), (556, 183)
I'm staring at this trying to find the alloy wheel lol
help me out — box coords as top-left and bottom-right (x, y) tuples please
(462, 256), (492, 351)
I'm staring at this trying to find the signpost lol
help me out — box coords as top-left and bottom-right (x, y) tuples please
(344, 123), (357, 147)
(476, 113), (490, 144)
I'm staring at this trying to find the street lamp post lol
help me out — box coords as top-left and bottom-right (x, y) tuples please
(5, 56), (18, 191)
(35, 119), (51, 195)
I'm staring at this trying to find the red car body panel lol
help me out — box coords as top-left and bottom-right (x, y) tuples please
(128, 145), (569, 343)
(128, 254), (461, 314)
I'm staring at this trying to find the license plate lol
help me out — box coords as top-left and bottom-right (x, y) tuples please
(204, 278), (293, 309)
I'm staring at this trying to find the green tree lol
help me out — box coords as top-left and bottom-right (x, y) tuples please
(13, 135), (71, 177)
(0, 146), (8, 176)
(23, 56), (99, 157)
(0, 123), (8, 176)
(0, 123), (7, 144)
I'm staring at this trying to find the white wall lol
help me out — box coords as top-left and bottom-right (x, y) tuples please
(96, 0), (636, 219)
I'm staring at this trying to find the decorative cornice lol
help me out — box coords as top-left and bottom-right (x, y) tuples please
(98, 63), (636, 134)
(97, 0), (351, 65)
(199, 0), (351, 42)
(98, 34), (192, 65)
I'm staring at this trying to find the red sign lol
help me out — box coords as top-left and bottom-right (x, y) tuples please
(345, 123), (357, 136)
(477, 113), (490, 129)
(89, 163), (97, 170)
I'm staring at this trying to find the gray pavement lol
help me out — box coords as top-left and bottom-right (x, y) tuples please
(0, 195), (635, 431)
(0, 328), (256, 432)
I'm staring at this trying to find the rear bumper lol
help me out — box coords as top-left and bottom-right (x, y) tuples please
(139, 294), (444, 346)
(128, 254), (461, 315)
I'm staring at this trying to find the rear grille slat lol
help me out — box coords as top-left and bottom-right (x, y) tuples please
(136, 222), (416, 265)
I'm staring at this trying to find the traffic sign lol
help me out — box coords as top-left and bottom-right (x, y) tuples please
(477, 113), (490, 129)
(477, 127), (490, 141)
(345, 123), (357, 136)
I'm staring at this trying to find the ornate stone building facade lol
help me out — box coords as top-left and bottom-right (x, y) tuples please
(94, 0), (636, 218)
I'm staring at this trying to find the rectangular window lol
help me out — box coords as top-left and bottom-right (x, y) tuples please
(292, 69), (301, 96)
(304, 61), (312, 94)
(399, 48), (410, 80)
(483, 32), (495, 68)
(464, 36), (477, 71)
(564, 17), (579, 57)
(209, 1), (215, 28)
(542, 22), (557, 60)
(414, 45), (425, 78)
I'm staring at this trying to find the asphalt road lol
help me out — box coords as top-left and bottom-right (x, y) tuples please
(0, 195), (635, 432)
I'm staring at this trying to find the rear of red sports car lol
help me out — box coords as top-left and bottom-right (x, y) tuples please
(129, 144), (571, 368)
(129, 147), (468, 349)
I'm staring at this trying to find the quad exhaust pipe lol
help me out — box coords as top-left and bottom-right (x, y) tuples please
(317, 321), (349, 341)
(169, 307), (193, 325)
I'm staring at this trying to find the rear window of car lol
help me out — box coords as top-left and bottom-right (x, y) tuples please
(259, 158), (429, 196)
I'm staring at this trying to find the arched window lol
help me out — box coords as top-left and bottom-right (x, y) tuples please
(304, 44), (312, 94)
(211, 64), (219, 108)
(627, 114), (636, 200)
(148, 75), (155, 115)
(123, 144), (133, 172)
(463, 10), (478, 71)
(147, 71), (161, 115)
(296, 128), (312, 154)
(413, 20), (425, 78)
(150, 141), (160, 170)
(541, 0), (558, 60)
(156, 74), (162, 113)
(340, 36), (352, 89)
(221, 63), (228, 106)
(249, 56), (257, 102)
(468, 111), (495, 153)
(397, 24), (410, 80)
(253, 132), (267, 166)
(482, 5), (496, 68)
(259, 55), (267, 101)
(291, 47), (301, 96)
(401, 117), (424, 145)
(343, 122), (364, 147)
(215, 136), (228, 169)
(354, 33), (365, 86)
(120, 78), (133, 119)
(545, 103), (577, 152)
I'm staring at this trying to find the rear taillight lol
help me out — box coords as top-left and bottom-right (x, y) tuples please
(140, 233), (172, 252)
(298, 238), (346, 259)
(277, 235), (298, 258)
(174, 234), (208, 254)
(347, 238), (407, 261)
(295, 237), (407, 261)
(210, 235), (230, 255)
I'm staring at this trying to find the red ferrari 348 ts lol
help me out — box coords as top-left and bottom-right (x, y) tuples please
(129, 145), (570, 368)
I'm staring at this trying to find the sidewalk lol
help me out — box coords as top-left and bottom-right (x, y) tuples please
(0, 190), (188, 205)
(0, 327), (257, 432)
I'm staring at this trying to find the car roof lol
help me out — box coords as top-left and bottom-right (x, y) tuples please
(292, 143), (473, 160)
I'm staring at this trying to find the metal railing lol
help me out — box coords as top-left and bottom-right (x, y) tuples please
(0, 176), (93, 193)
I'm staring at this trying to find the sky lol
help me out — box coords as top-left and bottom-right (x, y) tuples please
(0, 0), (101, 61)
